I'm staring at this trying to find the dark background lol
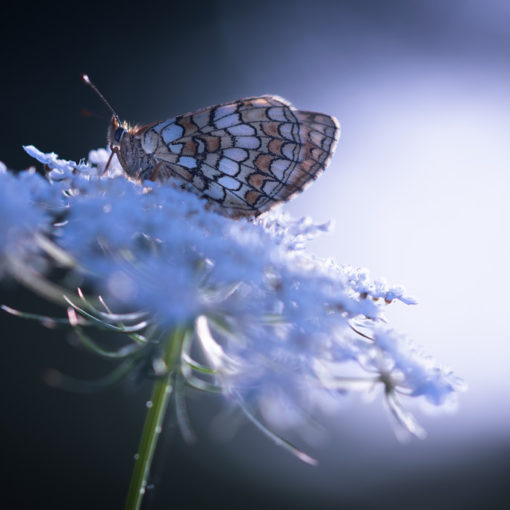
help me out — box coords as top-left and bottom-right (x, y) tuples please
(2, 1), (510, 509)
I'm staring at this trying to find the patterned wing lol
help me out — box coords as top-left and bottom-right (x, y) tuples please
(138, 96), (340, 217)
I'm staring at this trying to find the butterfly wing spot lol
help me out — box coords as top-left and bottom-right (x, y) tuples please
(161, 123), (184, 144)
(248, 172), (267, 190)
(190, 111), (212, 129)
(223, 148), (248, 162)
(191, 135), (221, 153)
(268, 138), (285, 155)
(234, 136), (261, 149)
(227, 124), (256, 136)
(262, 179), (280, 195)
(261, 122), (281, 138)
(169, 143), (183, 154)
(178, 156), (198, 169)
(214, 104), (238, 121)
(309, 130), (327, 148)
(142, 130), (159, 154)
(279, 122), (299, 141)
(215, 113), (241, 129)
(241, 108), (272, 123)
(217, 175), (242, 190)
(218, 157), (240, 176)
(253, 154), (274, 174)
(180, 139), (198, 155)
(267, 107), (289, 122)
(282, 142), (298, 160)
(270, 159), (292, 180)
(245, 189), (263, 207)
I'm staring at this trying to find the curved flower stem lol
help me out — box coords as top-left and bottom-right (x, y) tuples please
(124, 328), (186, 510)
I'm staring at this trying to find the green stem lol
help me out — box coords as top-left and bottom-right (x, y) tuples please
(124, 328), (185, 510)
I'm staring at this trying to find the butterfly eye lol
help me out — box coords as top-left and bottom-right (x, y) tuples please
(113, 127), (126, 143)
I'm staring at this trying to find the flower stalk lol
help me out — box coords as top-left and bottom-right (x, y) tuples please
(125, 328), (186, 510)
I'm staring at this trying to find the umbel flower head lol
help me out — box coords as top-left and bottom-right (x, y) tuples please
(0, 146), (463, 463)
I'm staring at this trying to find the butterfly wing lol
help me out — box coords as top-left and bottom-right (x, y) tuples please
(138, 96), (340, 217)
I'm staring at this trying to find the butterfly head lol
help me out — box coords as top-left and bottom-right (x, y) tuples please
(107, 116), (128, 150)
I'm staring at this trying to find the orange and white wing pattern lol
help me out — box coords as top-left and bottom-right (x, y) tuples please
(140, 96), (340, 217)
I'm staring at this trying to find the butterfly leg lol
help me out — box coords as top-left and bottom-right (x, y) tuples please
(149, 162), (164, 181)
(102, 147), (119, 176)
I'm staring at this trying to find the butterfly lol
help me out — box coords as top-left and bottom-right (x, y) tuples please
(84, 76), (340, 218)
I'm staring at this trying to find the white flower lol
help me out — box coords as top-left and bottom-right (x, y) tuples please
(0, 163), (53, 273)
(1, 146), (464, 456)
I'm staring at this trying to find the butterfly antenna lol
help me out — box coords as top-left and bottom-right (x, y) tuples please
(82, 74), (120, 123)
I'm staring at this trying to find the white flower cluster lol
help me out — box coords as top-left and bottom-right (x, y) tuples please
(0, 146), (463, 457)
(0, 161), (57, 275)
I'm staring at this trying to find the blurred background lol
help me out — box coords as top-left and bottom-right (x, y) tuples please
(1, 1), (510, 508)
